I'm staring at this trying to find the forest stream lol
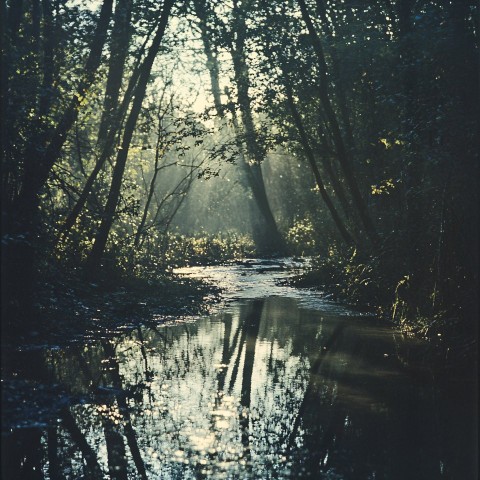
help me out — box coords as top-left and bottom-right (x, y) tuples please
(2, 259), (477, 479)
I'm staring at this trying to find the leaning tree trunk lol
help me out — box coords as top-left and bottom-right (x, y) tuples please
(59, 0), (134, 242)
(297, 0), (378, 245)
(284, 81), (355, 246)
(229, 1), (287, 254)
(97, 0), (132, 145)
(86, 0), (175, 274)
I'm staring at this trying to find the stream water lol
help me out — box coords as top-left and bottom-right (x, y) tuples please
(2, 259), (477, 479)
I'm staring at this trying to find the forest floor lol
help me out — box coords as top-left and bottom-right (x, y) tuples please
(2, 269), (222, 349)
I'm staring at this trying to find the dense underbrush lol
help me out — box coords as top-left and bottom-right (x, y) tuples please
(290, 242), (478, 372)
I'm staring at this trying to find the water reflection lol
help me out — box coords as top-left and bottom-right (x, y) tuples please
(2, 296), (477, 479)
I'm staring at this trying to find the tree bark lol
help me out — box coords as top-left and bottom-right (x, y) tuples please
(296, 0), (378, 244)
(86, 0), (175, 273)
(284, 82), (355, 246)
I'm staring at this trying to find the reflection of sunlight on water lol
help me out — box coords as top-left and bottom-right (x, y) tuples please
(7, 262), (473, 479)
(174, 259), (366, 317)
(188, 430), (216, 451)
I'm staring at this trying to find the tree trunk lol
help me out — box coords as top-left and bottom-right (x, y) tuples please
(314, 0), (355, 152)
(284, 82), (355, 246)
(17, 0), (113, 206)
(192, 0), (223, 115)
(397, 0), (424, 307)
(133, 121), (164, 249)
(2, 0), (113, 330)
(59, 0), (137, 242)
(86, 0), (174, 274)
(229, 3), (287, 254)
(193, 0), (286, 254)
(97, 0), (132, 145)
(297, 0), (378, 244)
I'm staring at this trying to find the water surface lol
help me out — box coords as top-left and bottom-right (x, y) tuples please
(2, 261), (477, 479)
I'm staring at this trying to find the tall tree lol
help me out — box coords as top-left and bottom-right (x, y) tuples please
(59, 0), (136, 242)
(86, 0), (175, 273)
(2, 0), (114, 327)
(296, 0), (378, 244)
(193, 0), (286, 254)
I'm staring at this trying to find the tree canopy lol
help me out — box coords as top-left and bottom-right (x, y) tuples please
(1, 0), (478, 348)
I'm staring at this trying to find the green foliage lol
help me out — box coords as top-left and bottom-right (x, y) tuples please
(286, 217), (317, 256)
(294, 245), (384, 306)
(160, 232), (256, 268)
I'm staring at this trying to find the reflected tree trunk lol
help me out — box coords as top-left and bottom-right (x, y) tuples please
(47, 426), (61, 480)
(61, 409), (104, 478)
(286, 323), (345, 452)
(228, 323), (247, 393)
(2, 428), (44, 480)
(239, 299), (264, 455)
(101, 340), (148, 480)
(103, 418), (129, 480)
(217, 313), (233, 392)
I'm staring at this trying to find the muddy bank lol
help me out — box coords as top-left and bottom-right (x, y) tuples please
(1, 269), (222, 350)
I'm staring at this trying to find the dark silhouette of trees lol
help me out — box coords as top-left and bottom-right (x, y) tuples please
(1, 0), (477, 344)
(86, 0), (175, 273)
(2, 0), (114, 328)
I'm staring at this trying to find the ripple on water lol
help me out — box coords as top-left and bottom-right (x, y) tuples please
(2, 260), (476, 480)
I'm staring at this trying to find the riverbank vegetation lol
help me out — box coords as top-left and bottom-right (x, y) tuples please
(2, 0), (478, 366)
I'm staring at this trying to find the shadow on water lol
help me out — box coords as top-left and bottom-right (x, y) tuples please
(2, 284), (477, 478)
